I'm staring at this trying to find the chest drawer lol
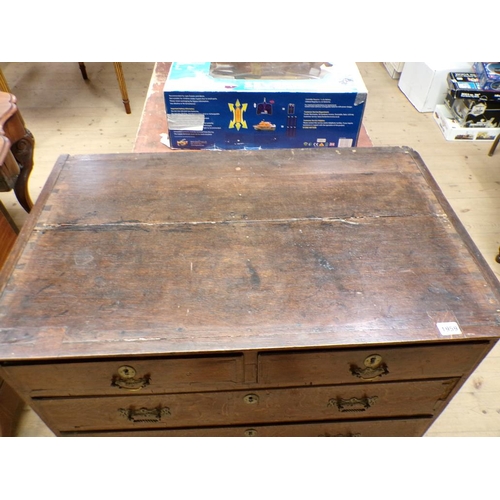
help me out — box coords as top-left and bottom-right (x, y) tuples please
(71, 418), (433, 437)
(2, 354), (244, 397)
(36, 378), (457, 432)
(259, 341), (489, 386)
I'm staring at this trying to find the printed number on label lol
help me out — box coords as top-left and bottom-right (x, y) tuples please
(437, 322), (462, 336)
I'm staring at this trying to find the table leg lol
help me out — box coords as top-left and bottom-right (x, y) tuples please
(114, 63), (131, 114)
(488, 133), (500, 157)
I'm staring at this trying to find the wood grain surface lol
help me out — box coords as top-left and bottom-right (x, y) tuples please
(1, 147), (499, 362)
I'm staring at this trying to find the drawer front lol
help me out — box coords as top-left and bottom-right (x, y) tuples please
(259, 342), (489, 386)
(2, 354), (244, 397)
(37, 378), (457, 432)
(68, 418), (433, 437)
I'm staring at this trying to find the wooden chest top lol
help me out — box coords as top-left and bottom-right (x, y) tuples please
(1, 147), (500, 361)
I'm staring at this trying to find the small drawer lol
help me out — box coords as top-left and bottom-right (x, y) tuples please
(258, 341), (489, 387)
(36, 378), (457, 432)
(69, 417), (434, 437)
(2, 354), (244, 397)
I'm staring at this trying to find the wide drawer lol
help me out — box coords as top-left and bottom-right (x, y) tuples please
(259, 341), (490, 386)
(66, 417), (433, 437)
(1, 354), (244, 397)
(36, 378), (457, 432)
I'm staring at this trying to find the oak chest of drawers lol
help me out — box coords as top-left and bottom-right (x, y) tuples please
(1, 147), (499, 437)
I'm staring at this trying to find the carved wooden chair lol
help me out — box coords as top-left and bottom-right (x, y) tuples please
(0, 91), (33, 436)
(0, 91), (34, 213)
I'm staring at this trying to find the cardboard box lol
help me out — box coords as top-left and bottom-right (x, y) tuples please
(473, 62), (500, 90)
(445, 94), (500, 127)
(163, 62), (367, 150)
(398, 62), (472, 112)
(447, 72), (500, 101)
(448, 72), (480, 88)
(433, 104), (500, 141)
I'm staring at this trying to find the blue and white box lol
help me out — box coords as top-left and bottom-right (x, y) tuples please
(163, 62), (367, 150)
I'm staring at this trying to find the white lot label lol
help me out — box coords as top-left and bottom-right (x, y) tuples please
(437, 322), (462, 336)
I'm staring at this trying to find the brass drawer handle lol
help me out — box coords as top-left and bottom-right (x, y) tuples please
(118, 406), (171, 423)
(244, 429), (258, 437)
(329, 396), (378, 412)
(111, 365), (151, 391)
(350, 354), (389, 381)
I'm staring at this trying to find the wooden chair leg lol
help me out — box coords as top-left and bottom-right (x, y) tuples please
(78, 62), (89, 80)
(488, 133), (500, 157)
(79, 63), (130, 114)
(13, 140), (34, 213)
(113, 63), (131, 114)
(9, 112), (35, 212)
(0, 68), (10, 93)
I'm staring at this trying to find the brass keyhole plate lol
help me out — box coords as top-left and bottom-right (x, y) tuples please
(117, 365), (137, 379)
(243, 394), (259, 404)
(364, 354), (383, 368)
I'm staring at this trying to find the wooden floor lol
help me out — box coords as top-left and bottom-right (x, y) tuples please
(1, 62), (499, 437)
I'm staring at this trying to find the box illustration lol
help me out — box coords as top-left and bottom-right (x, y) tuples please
(473, 62), (500, 91)
(445, 93), (500, 127)
(163, 62), (367, 150)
